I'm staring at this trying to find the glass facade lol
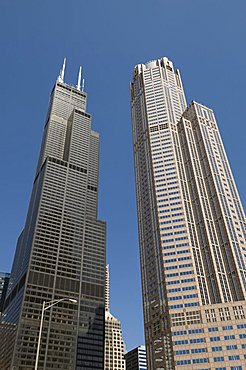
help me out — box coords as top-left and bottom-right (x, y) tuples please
(0, 71), (106, 369)
(0, 272), (10, 313)
(125, 345), (147, 370)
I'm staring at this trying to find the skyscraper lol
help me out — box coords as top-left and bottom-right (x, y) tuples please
(131, 57), (246, 369)
(104, 265), (126, 370)
(125, 345), (147, 370)
(0, 60), (106, 370)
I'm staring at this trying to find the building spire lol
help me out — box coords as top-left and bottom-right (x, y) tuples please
(82, 78), (85, 92)
(76, 66), (82, 91)
(61, 57), (66, 81)
(58, 58), (66, 83)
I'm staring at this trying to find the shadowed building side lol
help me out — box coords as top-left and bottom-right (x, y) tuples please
(125, 345), (147, 370)
(0, 272), (10, 313)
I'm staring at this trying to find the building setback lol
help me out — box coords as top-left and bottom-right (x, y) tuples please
(0, 60), (106, 370)
(131, 57), (246, 369)
(125, 345), (147, 370)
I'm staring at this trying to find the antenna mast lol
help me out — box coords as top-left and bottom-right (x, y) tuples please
(76, 66), (82, 91)
(58, 57), (66, 83)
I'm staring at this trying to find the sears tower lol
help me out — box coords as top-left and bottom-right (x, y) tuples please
(0, 60), (106, 369)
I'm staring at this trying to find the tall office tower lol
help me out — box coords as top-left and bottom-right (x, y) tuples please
(125, 345), (147, 370)
(131, 57), (246, 369)
(104, 265), (126, 370)
(0, 272), (10, 313)
(0, 60), (106, 370)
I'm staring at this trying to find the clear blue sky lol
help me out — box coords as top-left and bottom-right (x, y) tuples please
(0, 0), (245, 351)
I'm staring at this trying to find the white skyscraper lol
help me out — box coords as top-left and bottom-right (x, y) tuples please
(104, 265), (126, 370)
(131, 57), (246, 369)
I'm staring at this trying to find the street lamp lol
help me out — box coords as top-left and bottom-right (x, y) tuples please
(34, 297), (77, 370)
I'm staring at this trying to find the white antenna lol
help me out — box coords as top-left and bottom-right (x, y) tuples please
(82, 78), (85, 92)
(60, 57), (66, 82)
(58, 58), (66, 83)
(76, 66), (82, 91)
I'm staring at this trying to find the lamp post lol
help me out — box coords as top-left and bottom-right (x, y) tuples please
(34, 297), (77, 370)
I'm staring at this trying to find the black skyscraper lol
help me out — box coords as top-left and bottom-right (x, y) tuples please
(0, 61), (106, 370)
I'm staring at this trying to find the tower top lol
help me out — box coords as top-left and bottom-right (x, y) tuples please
(57, 59), (85, 93)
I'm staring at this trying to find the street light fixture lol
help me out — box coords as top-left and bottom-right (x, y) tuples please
(34, 297), (77, 370)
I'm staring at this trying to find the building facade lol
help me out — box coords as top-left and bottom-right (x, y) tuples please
(0, 272), (10, 313)
(104, 265), (126, 370)
(125, 345), (147, 370)
(0, 61), (106, 370)
(131, 57), (246, 369)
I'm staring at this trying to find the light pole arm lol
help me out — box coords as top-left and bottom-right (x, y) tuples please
(34, 301), (45, 370)
(44, 298), (67, 311)
(34, 297), (76, 369)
